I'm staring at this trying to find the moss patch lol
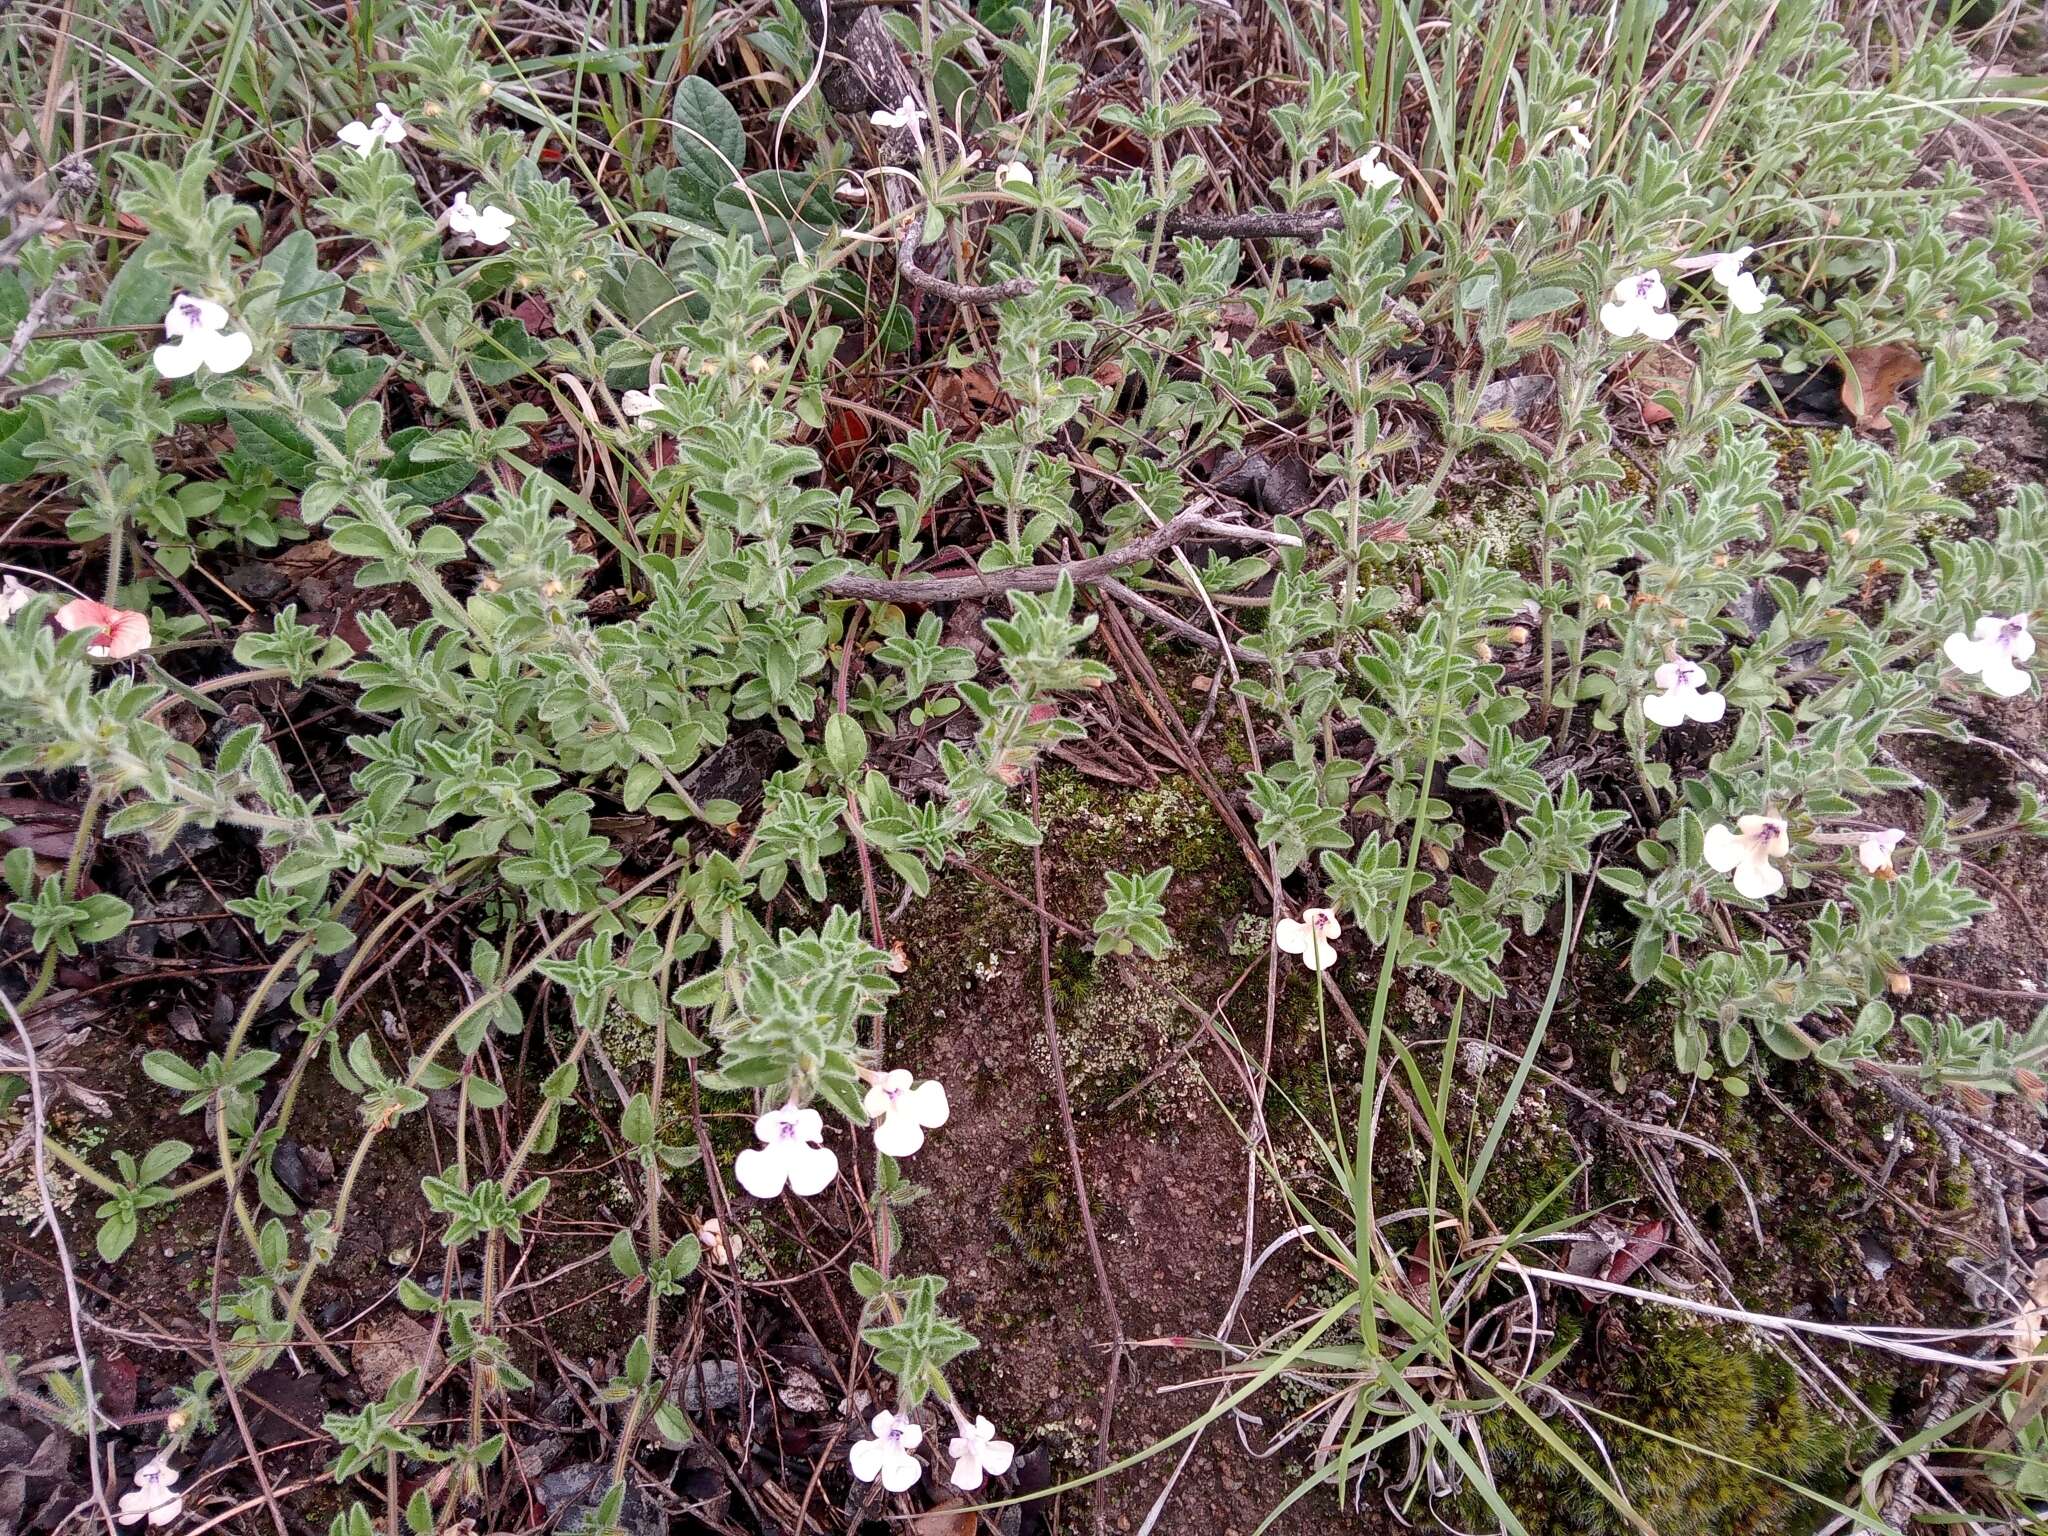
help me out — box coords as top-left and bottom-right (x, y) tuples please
(1478, 1312), (1863, 1536)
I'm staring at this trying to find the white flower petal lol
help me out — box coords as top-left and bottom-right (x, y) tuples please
(733, 1144), (787, 1199)
(1944, 631), (1988, 675)
(1273, 917), (1308, 955)
(1639, 307), (1679, 341)
(164, 295), (228, 337)
(1641, 689), (1687, 729)
(1684, 688), (1727, 724)
(1724, 271), (1766, 314)
(1702, 823), (1742, 875)
(1981, 655), (2031, 697)
(881, 1449), (922, 1492)
(197, 329), (252, 374)
(848, 1438), (885, 1483)
(783, 1139), (839, 1196)
(1597, 301), (1636, 338)
(338, 121), (376, 153)
(907, 1078), (949, 1129)
(1731, 858), (1784, 901)
(872, 1113), (927, 1159)
(153, 340), (204, 379)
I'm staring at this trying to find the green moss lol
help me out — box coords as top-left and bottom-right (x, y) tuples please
(1477, 1313), (1861, 1536)
(994, 1136), (1076, 1270)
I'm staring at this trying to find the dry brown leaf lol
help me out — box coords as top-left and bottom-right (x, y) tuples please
(1632, 344), (1693, 426)
(909, 1499), (980, 1536)
(1840, 343), (1923, 431)
(352, 1312), (439, 1400)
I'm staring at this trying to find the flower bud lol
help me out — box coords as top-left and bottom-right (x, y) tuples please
(1842, 527), (1861, 547)
(1506, 625), (1530, 645)
(1593, 592), (1612, 611)
(1887, 971), (1911, 996)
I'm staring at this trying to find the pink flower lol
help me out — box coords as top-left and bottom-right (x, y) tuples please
(54, 598), (152, 659)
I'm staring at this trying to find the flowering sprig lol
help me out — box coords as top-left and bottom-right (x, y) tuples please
(1703, 815), (1790, 901)
(1642, 658), (1725, 728)
(861, 1068), (949, 1158)
(734, 1102), (839, 1199)
(446, 189), (515, 245)
(946, 1407), (1016, 1490)
(55, 599), (152, 659)
(116, 1456), (182, 1528)
(337, 102), (407, 155)
(1599, 271), (1678, 340)
(1676, 245), (1768, 314)
(153, 295), (252, 379)
(1945, 612), (2034, 697)
(850, 1410), (924, 1491)
(1858, 828), (1907, 877)
(1275, 907), (1342, 970)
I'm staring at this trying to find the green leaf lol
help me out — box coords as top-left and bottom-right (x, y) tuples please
(669, 77), (746, 214)
(621, 1091), (655, 1149)
(386, 427), (481, 506)
(824, 713), (867, 778)
(714, 172), (838, 258)
(0, 406), (46, 485)
(263, 230), (344, 324)
(100, 239), (175, 330)
(225, 410), (319, 488)
(1505, 285), (1580, 322)
(469, 318), (547, 386)
(97, 1206), (138, 1263)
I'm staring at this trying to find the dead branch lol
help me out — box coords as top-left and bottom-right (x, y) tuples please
(822, 508), (1298, 605)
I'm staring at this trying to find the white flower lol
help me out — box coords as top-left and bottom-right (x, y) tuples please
(337, 102), (407, 155)
(1709, 247), (1767, 314)
(153, 294), (253, 379)
(1677, 245), (1766, 314)
(1703, 814), (1790, 901)
(1857, 828), (1906, 877)
(870, 95), (928, 132)
(1337, 147), (1401, 191)
(117, 1456), (182, 1528)
(1641, 659), (1726, 728)
(1598, 271), (1678, 341)
(619, 386), (666, 419)
(862, 1068), (949, 1159)
(995, 160), (1034, 188)
(447, 189), (515, 246)
(733, 1103), (838, 1199)
(697, 1216), (743, 1265)
(849, 1410), (923, 1492)
(1560, 98), (1591, 152)
(1944, 612), (2035, 698)
(0, 574), (33, 621)
(947, 1412), (1015, 1491)
(1275, 907), (1341, 971)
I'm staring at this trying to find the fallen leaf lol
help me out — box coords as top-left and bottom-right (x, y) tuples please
(1631, 344), (1693, 426)
(1474, 373), (1556, 429)
(1601, 1218), (1667, 1286)
(352, 1312), (439, 1401)
(825, 406), (872, 471)
(909, 1500), (980, 1536)
(1840, 343), (1923, 430)
(777, 1367), (830, 1415)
